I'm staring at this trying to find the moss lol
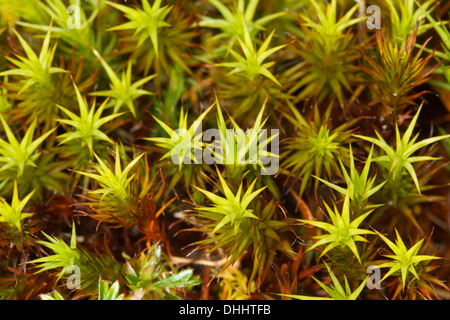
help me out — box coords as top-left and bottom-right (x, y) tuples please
(0, 0), (448, 300)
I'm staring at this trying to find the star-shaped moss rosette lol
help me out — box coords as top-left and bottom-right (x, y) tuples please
(314, 144), (387, 216)
(281, 101), (357, 197)
(299, 194), (375, 263)
(355, 106), (450, 199)
(194, 168), (264, 238)
(0, 181), (35, 233)
(30, 221), (123, 292)
(0, 116), (56, 188)
(56, 83), (123, 167)
(206, 97), (279, 180)
(90, 49), (155, 118)
(76, 144), (144, 225)
(107, 0), (171, 58)
(0, 25), (66, 93)
(280, 262), (368, 300)
(3, 0), (104, 68)
(376, 229), (441, 289)
(289, 0), (366, 107)
(0, 22), (67, 125)
(190, 168), (295, 288)
(145, 105), (212, 171)
(199, 0), (285, 54)
(216, 19), (286, 88)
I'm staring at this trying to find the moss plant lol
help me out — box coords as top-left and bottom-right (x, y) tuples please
(280, 262), (369, 300)
(109, 0), (200, 79)
(199, 0), (286, 57)
(358, 28), (438, 120)
(0, 116), (56, 196)
(0, 0), (448, 301)
(281, 101), (357, 197)
(376, 229), (441, 290)
(0, 24), (67, 128)
(0, 181), (35, 233)
(355, 106), (450, 204)
(288, 0), (366, 108)
(212, 19), (288, 118)
(314, 145), (387, 215)
(299, 194), (375, 264)
(56, 83), (123, 170)
(384, 0), (436, 41)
